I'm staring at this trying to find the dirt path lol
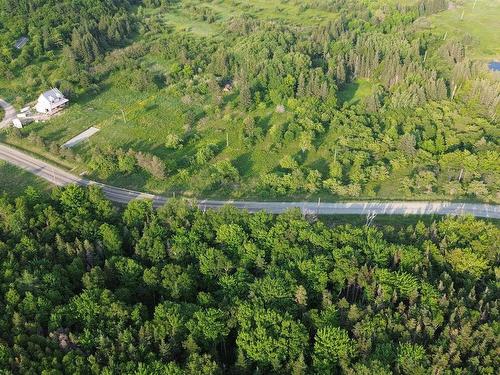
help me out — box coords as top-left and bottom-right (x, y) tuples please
(0, 98), (16, 128)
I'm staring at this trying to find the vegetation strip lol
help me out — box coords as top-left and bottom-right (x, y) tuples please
(0, 143), (498, 218)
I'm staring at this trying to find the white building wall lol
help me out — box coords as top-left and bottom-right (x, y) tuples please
(35, 95), (51, 113)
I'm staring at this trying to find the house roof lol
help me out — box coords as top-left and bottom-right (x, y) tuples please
(40, 88), (68, 105)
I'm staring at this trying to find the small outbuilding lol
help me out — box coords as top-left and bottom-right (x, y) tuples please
(35, 88), (69, 114)
(12, 118), (33, 129)
(14, 36), (28, 49)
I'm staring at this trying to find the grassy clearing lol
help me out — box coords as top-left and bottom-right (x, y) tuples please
(205, 0), (337, 26)
(337, 79), (374, 105)
(422, 0), (500, 60)
(29, 85), (187, 152)
(158, 9), (221, 37)
(0, 160), (52, 196)
(143, 0), (338, 39)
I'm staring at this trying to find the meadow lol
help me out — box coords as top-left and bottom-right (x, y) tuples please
(420, 0), (500, 60)
(1, 0), (498, 202)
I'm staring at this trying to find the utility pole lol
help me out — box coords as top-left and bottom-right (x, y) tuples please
(443, 32), (448, 41)
(226, 132), (229, 147)
(460, 10), (465, 20)
(121, 108), (126, 124)
(473, 0), (477, 9)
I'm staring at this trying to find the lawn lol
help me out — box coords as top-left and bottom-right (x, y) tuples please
(28, 86), (187, 152)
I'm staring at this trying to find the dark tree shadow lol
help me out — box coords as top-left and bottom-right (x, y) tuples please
(233, 152), (253, 177)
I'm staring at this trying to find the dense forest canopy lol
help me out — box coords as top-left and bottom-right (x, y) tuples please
(0, 185), (498, 373)
(0, 0), (499, 203)
(0, 0), (136, 67)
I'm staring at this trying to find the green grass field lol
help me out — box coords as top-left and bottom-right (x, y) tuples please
(27, 85), (187, 151)
(202, 0), (337, 26)
(145, 0), (339, 38)
(338, 79), (374, 105)
(0, 160), (52, 196)
(422, 0), (500, 60)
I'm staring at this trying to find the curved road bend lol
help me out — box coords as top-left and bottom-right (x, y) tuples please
(0, 144), (499, 218)
(0, 99), (16, 128)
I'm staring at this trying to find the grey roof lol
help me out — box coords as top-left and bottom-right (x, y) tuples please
(15, 36), (28, 49)
(41, 88), (67, 104)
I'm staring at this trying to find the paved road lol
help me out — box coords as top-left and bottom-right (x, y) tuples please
(0, 144), (499, 218)
(0, 99), (16, 128)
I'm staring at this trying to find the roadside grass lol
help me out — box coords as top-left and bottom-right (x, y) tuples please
(0, 160), (52, 196)
(422, 0), (500, 60)
(0, 133), (81, 171)
(319, 213), (499, 228)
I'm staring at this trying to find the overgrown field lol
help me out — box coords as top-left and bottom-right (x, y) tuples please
(421, 0), (500, 59)
(1, 0), (499, 202)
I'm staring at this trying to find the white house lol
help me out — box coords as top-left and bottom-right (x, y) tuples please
(35, 88), (69, 114)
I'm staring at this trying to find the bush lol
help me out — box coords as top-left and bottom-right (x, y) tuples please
(136, 151), (166, 179)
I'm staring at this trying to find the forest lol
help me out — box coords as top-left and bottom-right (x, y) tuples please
(0, 185), (498, 374)
(0, 0), (498, 202)
(0, 1), (499, 374)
